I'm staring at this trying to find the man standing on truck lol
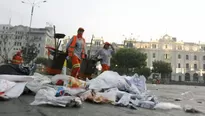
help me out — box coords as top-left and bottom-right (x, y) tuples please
(66, 27), (87, 78)
(95, 42), (115, 72)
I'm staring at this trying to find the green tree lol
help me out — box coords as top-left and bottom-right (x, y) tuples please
(111, 48), (148, 76)
(35, 57), (48, 66)
(135, 67), (151, 79)
(152, 60), (172, 83)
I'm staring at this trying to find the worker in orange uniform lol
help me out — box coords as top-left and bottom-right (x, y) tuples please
(66, 27), (87, 78)
(95, 42), (115, 72)
(12, 51), (23, 65)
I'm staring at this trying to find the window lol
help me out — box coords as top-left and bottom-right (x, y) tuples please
(203, 56), (205, 60)
(178, 63), (181, 68)
(186, 55), (189, 60)
(203, 64), (205, 70)
(3, 26), (5, 29)
(152, 44), (156, 48)
(165, 54), (168, 59)
(178, 46), (182, 50)
(194, 64), (197, 69)
(178, 54), (181, 59)
(186, 63), (189, 69)
(202, 47), (205, 51)
(153, 53), (156, 58)
(194, 55), (197, 60)
(179, 76), (182, 82)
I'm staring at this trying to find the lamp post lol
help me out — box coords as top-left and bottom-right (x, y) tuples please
(21, 0), (46, 64)
(22, 0), (46, 41)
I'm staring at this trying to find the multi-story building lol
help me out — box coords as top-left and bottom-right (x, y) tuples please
(0, 24), (55, 63)
(87, 37), (104, 56)
(124, 34), (205, 82)
(60, 36), (71, 51)
(28, 26), (54, 57)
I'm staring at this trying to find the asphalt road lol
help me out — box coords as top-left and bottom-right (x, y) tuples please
(1, 84), (205, 116)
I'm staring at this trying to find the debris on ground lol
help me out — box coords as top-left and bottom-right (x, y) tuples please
(0, 71), (183, 111)
(174, 98), (182, 101)
(184, 105), (202, 113)
(154, 102), (182, 110)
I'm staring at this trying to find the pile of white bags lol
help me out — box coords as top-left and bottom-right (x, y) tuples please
(0, 74), (34, 99)
(0, 71), (181, 110)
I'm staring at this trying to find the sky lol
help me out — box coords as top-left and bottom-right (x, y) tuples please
(0, 0), (205, 44)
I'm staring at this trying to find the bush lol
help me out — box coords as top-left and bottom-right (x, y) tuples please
(35, 57), (48, 66)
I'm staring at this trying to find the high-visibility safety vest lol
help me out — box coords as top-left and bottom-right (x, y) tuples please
(67, 35), (86, 59)
(12, 55), (23, 65)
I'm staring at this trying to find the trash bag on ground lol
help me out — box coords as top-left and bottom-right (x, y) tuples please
(1, 81), (27, 99)
(0, 76), (31, 99)
(88, 71), (129, 90)
(26, 73), (51, 93)
(154, 102), (182, 110)
(115, 92), (132, 106)
(30, 86), (82, 107)
(51, 74), (86, 88)
(0, 74), (34, 82)
(139, 101), (156, 109)
(78, 88), (118, 104)
(0, 79), (16, 93)
(55, 86), (86, 96)
(0, 64), (31, 75)
(125, 74), (147, 93)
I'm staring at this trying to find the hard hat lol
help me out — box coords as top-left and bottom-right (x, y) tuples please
(104, 42), (110, 45)
(78, 27), (84, 32)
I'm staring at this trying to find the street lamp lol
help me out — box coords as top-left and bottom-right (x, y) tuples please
(21, 0), (46, 64)
(22, 0), (47, 38)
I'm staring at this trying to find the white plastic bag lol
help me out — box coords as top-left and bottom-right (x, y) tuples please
(125, 74), (147, 93)
(64, 87), (86, 96)
(30, 86), (82, 107)
(0, 79), (16, 93)
(26, 73), (51, 93)
(96, 88), (118, 103)
(88, 71), (129, 90)
(128, 84), (141, 95)
(51, 74), (71, 84)
(139, 101), (156, 109)
(3, 82), (27, 98)
(115, 93), (131, 106)
(51, 74), (86, 88)
(154, 102), (182, 110)
(0, 75), (34, 82)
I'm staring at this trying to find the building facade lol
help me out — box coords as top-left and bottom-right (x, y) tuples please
(124, 34), (205, 82)
(0, 24), (54, 63)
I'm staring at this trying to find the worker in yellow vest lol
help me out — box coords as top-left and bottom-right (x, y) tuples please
(66, 27), (87, 78)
